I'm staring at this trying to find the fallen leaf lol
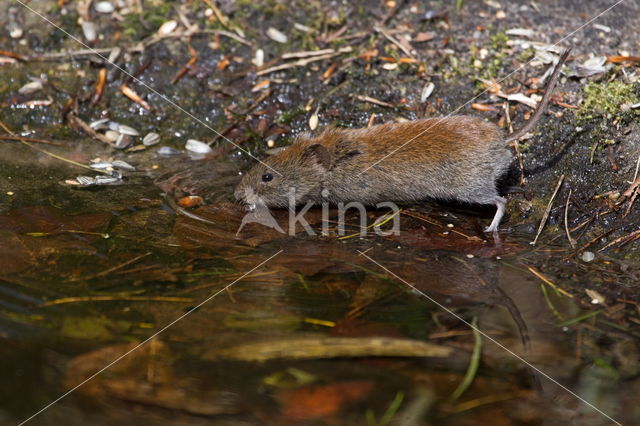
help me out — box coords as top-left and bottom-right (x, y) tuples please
(277, 380), (374, 421)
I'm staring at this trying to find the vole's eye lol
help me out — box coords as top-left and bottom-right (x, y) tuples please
(261, 172), (274, 183)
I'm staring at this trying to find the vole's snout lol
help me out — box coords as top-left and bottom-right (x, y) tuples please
(234, 185), (258, 212)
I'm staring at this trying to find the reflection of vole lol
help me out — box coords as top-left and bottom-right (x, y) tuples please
(235, 48), (571, 232)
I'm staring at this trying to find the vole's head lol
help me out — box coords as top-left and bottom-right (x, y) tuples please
(234, 141), (331, 210)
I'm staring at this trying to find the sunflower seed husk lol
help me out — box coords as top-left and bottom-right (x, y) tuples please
(90, 118), (110, 130)
(117, 124), (140, 136)
(158, 146), (182, 156)
(420, 82), (435, 102)
(107, 121), (120, 131)
(81, 21), (97, 42)
(143, 132), (160, 146)
(95, 175), (121, 185)
(252, 49), (264, 67)
(293, 23), (312, 33)
(266, 27), (288, 44)
(18, 81), (43, 95)
(76, 176), (96, 186)
(157, 20), (178, 35)
(104, 130), (120, 142)
(506, 28), (535, 38)
(581, 251), (595, 262)
(185, 139), (212, 154)
(111, 160), (136, 171)
(8, 7), (23, 39)
(95, 1), (114, 13)
(115, 134), (132, 149)
(309, 113), (319, 130)
(107, 47), (122, 63)
(90, 162), (114, 170)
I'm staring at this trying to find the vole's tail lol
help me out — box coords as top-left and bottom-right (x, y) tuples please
(505, 46), (572, 143)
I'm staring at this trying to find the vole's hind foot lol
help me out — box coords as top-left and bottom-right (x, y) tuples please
(484, 196), (507, 233)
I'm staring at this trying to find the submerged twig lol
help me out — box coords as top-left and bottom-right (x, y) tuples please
(208, 336), (452, 361)
(0, 135), (63, 146)
(40, 295), (192, 307)
(71, 252), (152, 281)
(0, 119), (109, 174)
(525, 265), (573, 298)
(531, 174), (565, 245)
(450, 316), (481, 401)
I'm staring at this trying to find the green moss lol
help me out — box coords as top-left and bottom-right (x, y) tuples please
(276, 105), (307, 125)
(577, 80), (639, 121)
(490, 31), (508, 50)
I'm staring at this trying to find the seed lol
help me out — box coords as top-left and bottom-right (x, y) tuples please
(309, 113), (319, 130)
(143, 132), (160, 146)
(111, 160), (136, 171)
(18, 81), (43, 95)
(185, 139), (212, 154)
(157, 20), (178, 35)
(266, 27), (288, 44)
(420, 82), (434, 102)
(95, 1), (114, 13)
(76, 176), (96, 186)
(253, 49), (264, 67)
(117, 124), (140, 136)
(95, 175), (121, 184)
(115, 134), (132, 149)
(81, 21), (97, 42)
(104, 130), (119, 142)
(90, 118), (110, 130)
(581, 251), (595, 262)
(158, 146), (182, 156)
(90, 162), (113, 170)
(177, 195), (204, 208)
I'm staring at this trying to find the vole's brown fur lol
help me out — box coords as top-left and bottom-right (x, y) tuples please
(235, 48), (571, 232)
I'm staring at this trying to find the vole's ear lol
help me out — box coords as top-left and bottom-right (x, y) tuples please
(334, 138), (363, 165)
(293, 132), (312, 144)
(303, 144), (331, 170)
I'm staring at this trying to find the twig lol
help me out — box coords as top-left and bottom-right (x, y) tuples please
(598, 229), (640, 252)
(91, 68), (107, 105)
(355, 95), (395, 108)
(67, 113), (113, 145)
(29, 29), (250, 62)
(531, 174), (565, 245)
(171, 55), (198, 84)
(256, 48), (352, 76)
(120, 84), (153, 110)
(201, 0), (230, 29)
(564, 188), (576, 248)
(623, 186), (638, 218)
(374, 26), (415, 59)
(282, 48), (336, 60)
(0, 49), (28, 61)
